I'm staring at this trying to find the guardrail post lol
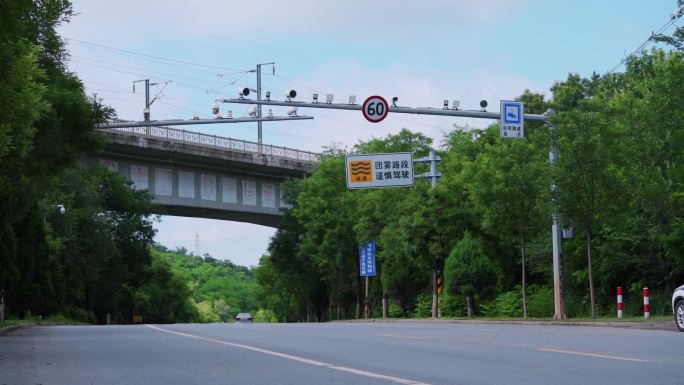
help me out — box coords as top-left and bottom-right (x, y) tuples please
(643, 287), (650, 319)
(617, 286), (623, 319)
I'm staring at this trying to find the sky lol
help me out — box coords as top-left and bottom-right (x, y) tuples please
(59, 0), (681, 267)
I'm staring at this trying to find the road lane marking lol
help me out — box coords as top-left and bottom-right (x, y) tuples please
(376, 333), (427, 340)
(538, 348), (650, 362)
(329, 365), (427, 385)
(146, 324), (431, 385)
(145, 324), (329, 366)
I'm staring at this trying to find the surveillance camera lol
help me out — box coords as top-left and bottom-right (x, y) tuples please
(143, 107), (150, 121)
(287, 107), (298, 117)
(392, 96), (398, 106)
(212, 101), (220, 115)
(285, 89), (297, 100)
(192, 113), (200, 120)
(238, 87), (251, 98)
(480, 100), (488, 109)
(265, 91), (271, 101)
(247, 106), (258, 117)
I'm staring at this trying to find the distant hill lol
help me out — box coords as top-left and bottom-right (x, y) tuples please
(152, 245), (260, 321)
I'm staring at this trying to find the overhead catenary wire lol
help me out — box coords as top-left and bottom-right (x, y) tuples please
(608, 14), (681, 73)
(66, 37), (249, 74)
(70, 56), (246, 86)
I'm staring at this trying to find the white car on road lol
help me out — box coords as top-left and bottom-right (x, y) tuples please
(673, 285), (684, 332)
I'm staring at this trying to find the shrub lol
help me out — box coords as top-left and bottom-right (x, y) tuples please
(253, 309), (278, 323)
(482, 290), (522, 317)
(413, 293), (432, 318)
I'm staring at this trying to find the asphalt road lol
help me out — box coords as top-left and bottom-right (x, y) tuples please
(0, 321), (681, 385)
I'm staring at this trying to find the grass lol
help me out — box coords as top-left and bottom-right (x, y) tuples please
(1, 314), (88, 328)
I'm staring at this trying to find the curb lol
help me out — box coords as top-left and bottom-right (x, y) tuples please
(0, 324), (21, 336)
(332, 318), (677, 331)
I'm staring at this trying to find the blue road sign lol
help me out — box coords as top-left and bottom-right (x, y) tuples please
(500, 100), (524, 138)
(359, 241), (376, 277)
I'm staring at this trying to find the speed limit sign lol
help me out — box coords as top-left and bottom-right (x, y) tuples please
(362, 95), (389, 123)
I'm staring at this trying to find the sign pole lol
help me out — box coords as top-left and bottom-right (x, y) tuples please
(364, 276), (370, 319)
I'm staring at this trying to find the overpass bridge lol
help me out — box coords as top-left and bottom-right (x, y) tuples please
(85, 125), (318, 227)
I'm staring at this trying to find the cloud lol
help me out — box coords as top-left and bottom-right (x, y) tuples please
(154, 217), (275, 266)
(64, 0), (522, 41)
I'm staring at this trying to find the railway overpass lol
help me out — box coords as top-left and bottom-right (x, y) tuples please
(85, 125), (317, 227)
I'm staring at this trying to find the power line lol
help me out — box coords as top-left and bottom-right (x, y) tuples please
(66, 37), (249, 73)
(70, 56), (239, 86)
(609, 13), (681, 73)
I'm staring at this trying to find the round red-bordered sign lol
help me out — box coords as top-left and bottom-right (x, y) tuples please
(362, 95), (389, 123)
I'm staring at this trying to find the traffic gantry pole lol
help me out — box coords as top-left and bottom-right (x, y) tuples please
(547, 109), (567, 320)
(221, 98), (548, 122)
(415, 150), (442, 317)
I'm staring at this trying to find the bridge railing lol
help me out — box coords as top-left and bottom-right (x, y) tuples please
(102, 125), (319, 162)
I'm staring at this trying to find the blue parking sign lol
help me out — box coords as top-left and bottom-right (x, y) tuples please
(500, 100), (524, 138)
(359, 241), (376, 277)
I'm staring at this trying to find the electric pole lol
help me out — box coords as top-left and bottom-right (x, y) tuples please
(255, 63), (275, 149)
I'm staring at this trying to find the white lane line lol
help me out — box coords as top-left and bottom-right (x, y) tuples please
(538, 348), (650, 363)
(329, 365), (428, 385)
(376, 333), (427, 340)
(146, 324), (329, 366)
(146, 324), (431, 385)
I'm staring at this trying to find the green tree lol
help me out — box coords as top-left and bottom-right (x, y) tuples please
(444, 232), (495, 316)
(464, 123), (549, 318)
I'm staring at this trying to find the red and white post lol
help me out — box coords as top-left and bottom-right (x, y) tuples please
(617, 287), (623, 319)
(643, 287), (650, 319)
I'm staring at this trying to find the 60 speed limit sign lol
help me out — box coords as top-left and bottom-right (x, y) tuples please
(362, 95), (389, 123)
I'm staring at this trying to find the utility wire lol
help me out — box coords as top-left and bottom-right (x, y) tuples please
(608, 14), (680, 73)
(70, 56), (241, 86)
(66, 37), (249, 73)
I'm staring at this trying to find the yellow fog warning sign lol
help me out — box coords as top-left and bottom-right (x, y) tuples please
(349, 160), (373, 183)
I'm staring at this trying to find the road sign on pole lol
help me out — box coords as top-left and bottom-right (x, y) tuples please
(500, 100), (524, 138)
(346, 153), (414, 189)
(359, 241), (376, 277)
(362, 96), (389, 123)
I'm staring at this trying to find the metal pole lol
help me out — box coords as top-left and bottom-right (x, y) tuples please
(364, 276), (370, 319)
(548, 109), (566, 320)
(256, 64), (262, 149)
(429, 150), (438, 188)
(144, 79), (150, 121)
(224, 98), (548, 122)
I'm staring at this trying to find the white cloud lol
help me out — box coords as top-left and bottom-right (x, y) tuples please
(154, 216), (275, 266)
(64, 0), (522, 40)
